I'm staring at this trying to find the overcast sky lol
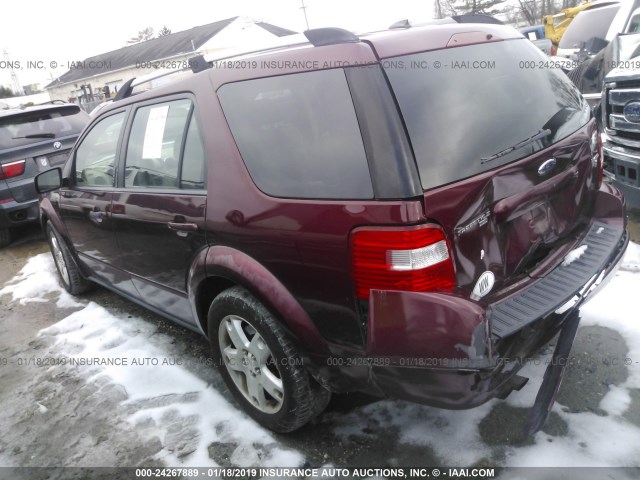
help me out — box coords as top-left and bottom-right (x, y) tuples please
(1, 0), (435, 89)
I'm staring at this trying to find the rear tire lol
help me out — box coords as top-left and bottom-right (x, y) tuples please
(208, 286), (330, 432)
(45, 221), (93, 295)
(0, 228), (10, 248)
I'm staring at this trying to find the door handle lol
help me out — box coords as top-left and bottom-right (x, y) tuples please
(167, 222), (198, 232)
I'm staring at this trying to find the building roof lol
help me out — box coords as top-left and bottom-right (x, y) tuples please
(255, 22), (297, 37)
(46, 17), (250, 88)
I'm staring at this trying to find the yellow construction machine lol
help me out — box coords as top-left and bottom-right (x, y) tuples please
(544, 2), (593, 46)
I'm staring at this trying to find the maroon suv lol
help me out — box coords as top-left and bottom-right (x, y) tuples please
(35, 21), (628, 433)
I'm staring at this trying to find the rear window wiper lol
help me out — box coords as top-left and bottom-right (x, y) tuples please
(481, 129), (551, 164)
(11, 133), (56, 139)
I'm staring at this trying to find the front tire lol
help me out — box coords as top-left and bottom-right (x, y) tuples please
(45, 221), (93, 295)
(208, 286), (330, 432)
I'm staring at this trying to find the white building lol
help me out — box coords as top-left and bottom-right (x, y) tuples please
(45, 17), (296, 108)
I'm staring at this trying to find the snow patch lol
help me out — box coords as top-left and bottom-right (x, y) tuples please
(620, 240), (640, 273)
(0, 253), (83, 308)
(562, 245), (588, 267)
(38, 302), (303, 468)
(506, 410), (640, 467)
(600, 386), (632, 416)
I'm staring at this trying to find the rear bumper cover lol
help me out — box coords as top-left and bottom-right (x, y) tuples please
(350, 186), (628, 408)
(0, 197), (39, 229)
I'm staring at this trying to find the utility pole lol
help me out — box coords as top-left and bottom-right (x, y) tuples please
(300, 0), (310, 30)
(3, 50), (23, 96)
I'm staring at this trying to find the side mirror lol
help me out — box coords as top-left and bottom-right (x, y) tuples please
(35, 168), (62, 194)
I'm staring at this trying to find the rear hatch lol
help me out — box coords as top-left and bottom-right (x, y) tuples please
(0, 104), (89, 202)
(384, 37), (598, 297)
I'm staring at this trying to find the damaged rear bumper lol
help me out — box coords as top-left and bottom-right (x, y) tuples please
(360, 186), (628, 409)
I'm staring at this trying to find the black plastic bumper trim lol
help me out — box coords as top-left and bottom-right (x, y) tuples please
(489, 221), (624, 338)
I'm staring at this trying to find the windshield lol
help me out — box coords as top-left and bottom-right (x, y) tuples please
(0, 106), (89, 149)
(384, 38), (590, 190)
(559, 4), (621, 49)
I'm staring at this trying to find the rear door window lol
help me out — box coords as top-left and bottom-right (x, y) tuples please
(124, 99), (193, 189)
(180, 117), (206, 190)
(218, 69), (373, 199)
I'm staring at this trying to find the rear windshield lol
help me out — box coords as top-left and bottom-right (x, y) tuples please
(384, 39), (590, 190)
(559, 4), (620, 49)
(0, 106), (89, 149)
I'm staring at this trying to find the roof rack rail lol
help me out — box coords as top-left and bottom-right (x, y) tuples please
(36, 99), (67, 105)
(112, 77), (135, 101)
(304, 28), (359, 47)
(189, 54), (211, 73)
(110, 67), (193, 102)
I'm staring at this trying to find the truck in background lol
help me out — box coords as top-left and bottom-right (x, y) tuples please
(601, 66), (640, 209)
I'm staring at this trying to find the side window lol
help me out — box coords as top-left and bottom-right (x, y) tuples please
(75, 112), (125, 187)
(180, 117), (206, 190)
(628, 11), (640, 32)
(125, 99), (192, 188)
(218, 69), (373, 199)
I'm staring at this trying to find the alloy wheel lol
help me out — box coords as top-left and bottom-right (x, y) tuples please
(49, 230), (70, 286)
(218, 314), (284, 414)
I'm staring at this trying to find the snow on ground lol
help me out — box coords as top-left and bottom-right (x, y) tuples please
(0, 253), (82, 308)
(1, 253), (303, 468)
(2, 244), (640, 469)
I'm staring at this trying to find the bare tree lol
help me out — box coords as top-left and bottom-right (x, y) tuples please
(518, 0), (539, 25)
(456, 0), (507, 16)
(127, 27), (155, 44)
(435, 0), (460, 18)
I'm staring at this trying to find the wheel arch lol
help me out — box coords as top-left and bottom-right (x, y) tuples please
(188, 245), (329, 355)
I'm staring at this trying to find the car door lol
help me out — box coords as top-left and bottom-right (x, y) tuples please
(59, 110), (130, 287)
(110, 97), (207, 325)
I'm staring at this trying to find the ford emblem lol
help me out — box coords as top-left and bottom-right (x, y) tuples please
(53, 141), (62, 150)
(623, 101), (640, 123)
(537, 158), (557, 177)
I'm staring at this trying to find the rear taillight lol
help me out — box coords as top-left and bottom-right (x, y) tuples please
(0, 160), (26, 180)
(551, 45), (557, 56)
(351, 224), (456, 299)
